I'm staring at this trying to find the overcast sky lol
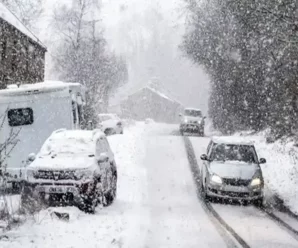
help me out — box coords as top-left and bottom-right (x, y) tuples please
(40, 0), (210, 113)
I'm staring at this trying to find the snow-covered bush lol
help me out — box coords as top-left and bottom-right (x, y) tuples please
(0, 110), (21, 228)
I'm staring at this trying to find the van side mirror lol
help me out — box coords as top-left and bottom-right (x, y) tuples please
(259, 158), (266, 164)
(97, 153), (109, 163)
(200, 154), (208, 161)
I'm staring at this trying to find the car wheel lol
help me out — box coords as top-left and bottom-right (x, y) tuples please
(104, 174), (117, 207)
(80, 194), (97, 214)
(253, 197), (264, 208)
(201, 178), (208, 201)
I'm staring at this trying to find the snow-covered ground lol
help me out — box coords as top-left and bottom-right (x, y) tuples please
(2, 122), (298, 247)
(243, 133), (298, 214)
(0, 122), (226, 247)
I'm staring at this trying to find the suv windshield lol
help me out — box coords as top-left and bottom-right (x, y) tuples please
(210, 144), (257, 164)
(184, 109), (202, 117)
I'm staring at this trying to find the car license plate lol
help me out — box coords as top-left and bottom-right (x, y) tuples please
(48, 187), (76, 194)
(49, 187), (65, 193)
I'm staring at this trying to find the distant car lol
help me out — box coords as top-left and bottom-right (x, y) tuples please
(179, 108), (206, 136)
(21, 129), (117, 213)
(98, 113), (123, 135)
(200, 137), (266, 206)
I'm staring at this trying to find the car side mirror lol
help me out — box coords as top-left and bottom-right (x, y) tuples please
(97, 153), (109, 163)
(259, 158), (266, 164)
(179, 113), (182, 117)
(200, 154), (208, 161)
(203, 116), (207, 120)
(27, 153), (36, 163)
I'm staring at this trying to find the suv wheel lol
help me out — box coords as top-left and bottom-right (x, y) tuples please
(80, 194), (97, 214)
(104, 174), (117, 207)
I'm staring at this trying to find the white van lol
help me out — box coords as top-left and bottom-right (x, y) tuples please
(0, 81), (85, 187)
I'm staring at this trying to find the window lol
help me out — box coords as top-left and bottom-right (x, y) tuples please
(72, 101), (77, 124)
(8, 108), (34, 127)
(1, 39), (7, 61)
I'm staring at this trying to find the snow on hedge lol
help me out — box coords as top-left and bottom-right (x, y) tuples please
(237, 132), (298, 214)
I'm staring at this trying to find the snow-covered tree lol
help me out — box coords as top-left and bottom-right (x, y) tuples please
(183, 0), (298, 137)
(0, 0), (43, 31)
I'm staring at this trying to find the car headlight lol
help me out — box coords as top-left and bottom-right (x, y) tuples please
(251, 178), (261, 187)
(184, 118), (188, 123)
(211, 174), (223, 184)
(26, 169), (36, 181)
(74, 169), (94, 181)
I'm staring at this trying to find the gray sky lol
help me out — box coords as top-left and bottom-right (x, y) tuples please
(40, 0), (210, 113)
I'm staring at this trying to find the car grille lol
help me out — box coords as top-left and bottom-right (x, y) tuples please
(209, 188), (250, 198)
(34, 170), (76, 181)
(222, 178), (250, 187)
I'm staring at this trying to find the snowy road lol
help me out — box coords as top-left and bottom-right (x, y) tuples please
(2, 123), (298, 247)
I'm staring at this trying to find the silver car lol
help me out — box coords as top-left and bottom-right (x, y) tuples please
(200, 137), (266, 205)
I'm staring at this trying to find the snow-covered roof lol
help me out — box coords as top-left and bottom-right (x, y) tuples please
(131, 86), (182, 105)
(211, 136), (255, 146)
(0, 81), (83, 96)
(0, 3), (46, 49)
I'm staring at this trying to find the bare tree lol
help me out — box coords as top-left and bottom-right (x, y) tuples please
(51, 0), (128, 127)
(0, 109), (20, 228)
(0, 0), (43, 31)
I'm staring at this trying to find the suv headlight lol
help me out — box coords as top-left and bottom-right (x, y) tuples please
(211, 174), (223, 184)
(251, 178), (261, 187)
(74, 169), (94, 181)
(26, 169), (36, 181)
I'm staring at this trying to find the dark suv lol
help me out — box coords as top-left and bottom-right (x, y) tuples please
(21, 129), (117, 213)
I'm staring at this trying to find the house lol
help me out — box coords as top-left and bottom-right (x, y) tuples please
(117, 86), (184, 124)
(0, 3), (47, 89)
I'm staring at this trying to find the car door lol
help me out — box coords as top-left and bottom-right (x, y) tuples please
(202, 141), (214, 186)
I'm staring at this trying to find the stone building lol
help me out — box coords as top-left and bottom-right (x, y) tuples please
(116, 86), (184, 124)
(0, 3), (47, 89)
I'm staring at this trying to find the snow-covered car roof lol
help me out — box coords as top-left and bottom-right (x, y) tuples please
(0, 3), (46, 49)
(211, 136), (255, 146)
(98, 113), (118, 117)
(39, 129), (105, 156)
(184, 107), (201, 112)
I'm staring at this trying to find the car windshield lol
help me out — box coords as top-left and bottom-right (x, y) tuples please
(210, 144), (257, 163)
(185, 109), (202, 117)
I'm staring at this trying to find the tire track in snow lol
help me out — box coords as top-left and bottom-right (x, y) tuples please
(259, 208), (298, 242)
(183, 136), (250, 248)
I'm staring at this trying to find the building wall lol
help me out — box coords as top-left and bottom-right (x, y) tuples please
(0, 18), (46, 89)
(120, 88), (184, 123)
